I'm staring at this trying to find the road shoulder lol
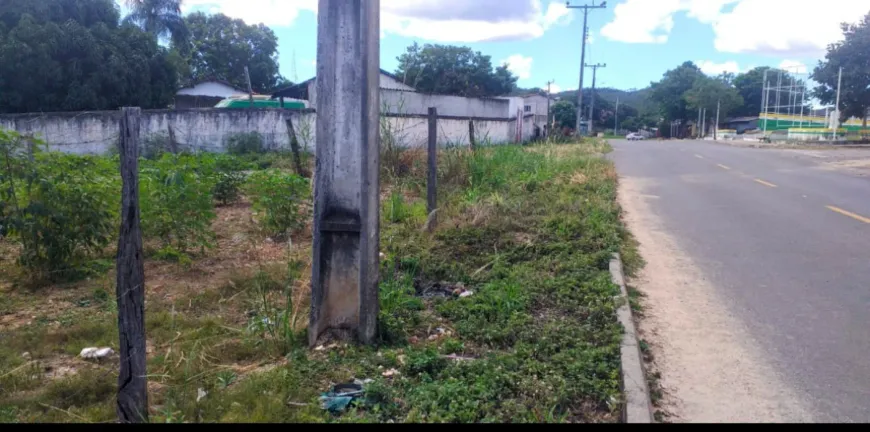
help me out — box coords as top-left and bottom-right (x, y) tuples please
(616, 175), (813, 423)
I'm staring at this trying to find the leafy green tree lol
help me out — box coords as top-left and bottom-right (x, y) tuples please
(395, 43), (517, 97)
(123, 0), (188, 47)
(732, 67), (771, 117)
(684, 75), (744, 119)
(0, 0), (178, 113)
(813, 11), (870, 126)
(648, 61), (705, 123)
(178, 12), (285, 93)
(551, 100), (577, 130)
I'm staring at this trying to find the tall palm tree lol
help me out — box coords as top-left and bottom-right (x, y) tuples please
(123, 0), (188, 47)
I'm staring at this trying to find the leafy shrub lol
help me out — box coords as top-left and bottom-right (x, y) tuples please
(227, 132), (265, 155)
(140, 154), (217, 253)
(0, 130), (115, 281)
(213, 171), (246, 206)
(244, 169), (310, 237)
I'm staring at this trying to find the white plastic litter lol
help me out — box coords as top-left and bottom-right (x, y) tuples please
(79, 347), (114, 360)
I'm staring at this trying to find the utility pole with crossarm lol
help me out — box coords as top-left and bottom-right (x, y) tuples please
(585, 63), (606, 136)
(566, 1), (607, 136)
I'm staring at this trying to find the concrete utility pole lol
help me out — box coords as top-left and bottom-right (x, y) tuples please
(244, 66), (254, 108)
(567, 1), (607, 135)
(585, 63), (606, 136)
(614, 96), (619, 136)
(697, 107), (702, 139)
(702, 108), (706, 139)
(715, 99), (720, 141)
(762, 69), (769, 134)
(310, 0), (381, 346)
(834, 66), (843, 142)
(546, 79), (554, 137)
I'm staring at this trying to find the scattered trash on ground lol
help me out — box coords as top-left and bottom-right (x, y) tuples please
(319, 382), (365, 413)
(381, 368), (401, 378)
(79, 347), (114, 360)
(196, 388), (207, 403)
(416, 281), (474, 299)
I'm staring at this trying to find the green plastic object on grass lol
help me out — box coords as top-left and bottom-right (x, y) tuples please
(319, 383), (364, 413)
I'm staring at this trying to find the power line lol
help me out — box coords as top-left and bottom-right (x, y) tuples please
(566, 1), (608, 136)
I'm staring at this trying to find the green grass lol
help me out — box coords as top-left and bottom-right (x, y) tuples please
(0, 140), (635, 423)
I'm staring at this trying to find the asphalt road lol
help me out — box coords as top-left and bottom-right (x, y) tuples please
(610, 139), (870, 422)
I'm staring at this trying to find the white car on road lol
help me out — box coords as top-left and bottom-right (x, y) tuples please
(626, 133), (646, 141)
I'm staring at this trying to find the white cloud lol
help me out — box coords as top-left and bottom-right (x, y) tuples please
(601, 0), (681, 44)
(381, 1), (573, 42)
(503, 55), (534, 80)
(601, 0), (867, 56)
(182, 0), (573, 42)
(697, 60), (741, 75)
(778, 60), (808, 74)
(711, 0), (868, 55)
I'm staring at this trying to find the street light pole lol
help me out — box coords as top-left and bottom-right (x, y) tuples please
(567, 1), (607, 136)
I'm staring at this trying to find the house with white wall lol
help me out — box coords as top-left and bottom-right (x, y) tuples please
(175, 80), (249, 109)
(272, 69), (536, 143)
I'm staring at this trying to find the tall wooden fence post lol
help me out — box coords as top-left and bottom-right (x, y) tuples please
(468, 119), (476, 150)
(427, 107), (438, 217)
(310, 0), (381, 346)
(116, 107), (148, 423)
(285, 117), (306, 176)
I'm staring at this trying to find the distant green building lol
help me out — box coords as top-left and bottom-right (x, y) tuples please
(215, 95), (306, 110)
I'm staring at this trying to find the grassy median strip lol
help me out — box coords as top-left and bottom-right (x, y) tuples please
(0, 140), (636, 423)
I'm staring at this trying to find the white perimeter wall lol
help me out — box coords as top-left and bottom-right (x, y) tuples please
(0, 109), (534, 155)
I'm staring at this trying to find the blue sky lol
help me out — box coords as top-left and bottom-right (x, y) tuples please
(172, 0), (869, 93)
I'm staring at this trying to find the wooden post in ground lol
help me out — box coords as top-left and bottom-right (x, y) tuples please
(167, 124), (178, 154)
(285, 117), (306, 176)
(428, 107), (438, 216)
(310, 0), (381, 346)
(116, 107), (148, 423)
(468, 119), (476, 150)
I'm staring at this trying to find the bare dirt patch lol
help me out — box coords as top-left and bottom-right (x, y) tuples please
(617, 176), (813, 423)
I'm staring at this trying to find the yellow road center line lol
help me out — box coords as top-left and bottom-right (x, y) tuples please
(827, 206), (870, 224)
(694, 154), (704, 159)
(717, 164), (731, 170)
(753, 179), (778, 188)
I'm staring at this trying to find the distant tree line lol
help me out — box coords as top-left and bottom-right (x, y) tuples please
(0, 0), (289, 114)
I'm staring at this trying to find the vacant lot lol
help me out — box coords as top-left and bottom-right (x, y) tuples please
(0, 137), (638, 423)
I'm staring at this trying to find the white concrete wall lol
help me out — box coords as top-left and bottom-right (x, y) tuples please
(523, 94), (551, 117)
(0, 109), (531, 155)
(177, 82), (244, 98)
(380, 89), (510, 118)
(498, 97), (525, 117)
(380, 74), (415, 91)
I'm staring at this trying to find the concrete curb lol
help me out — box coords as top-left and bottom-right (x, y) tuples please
(610, 253), (654, 423)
